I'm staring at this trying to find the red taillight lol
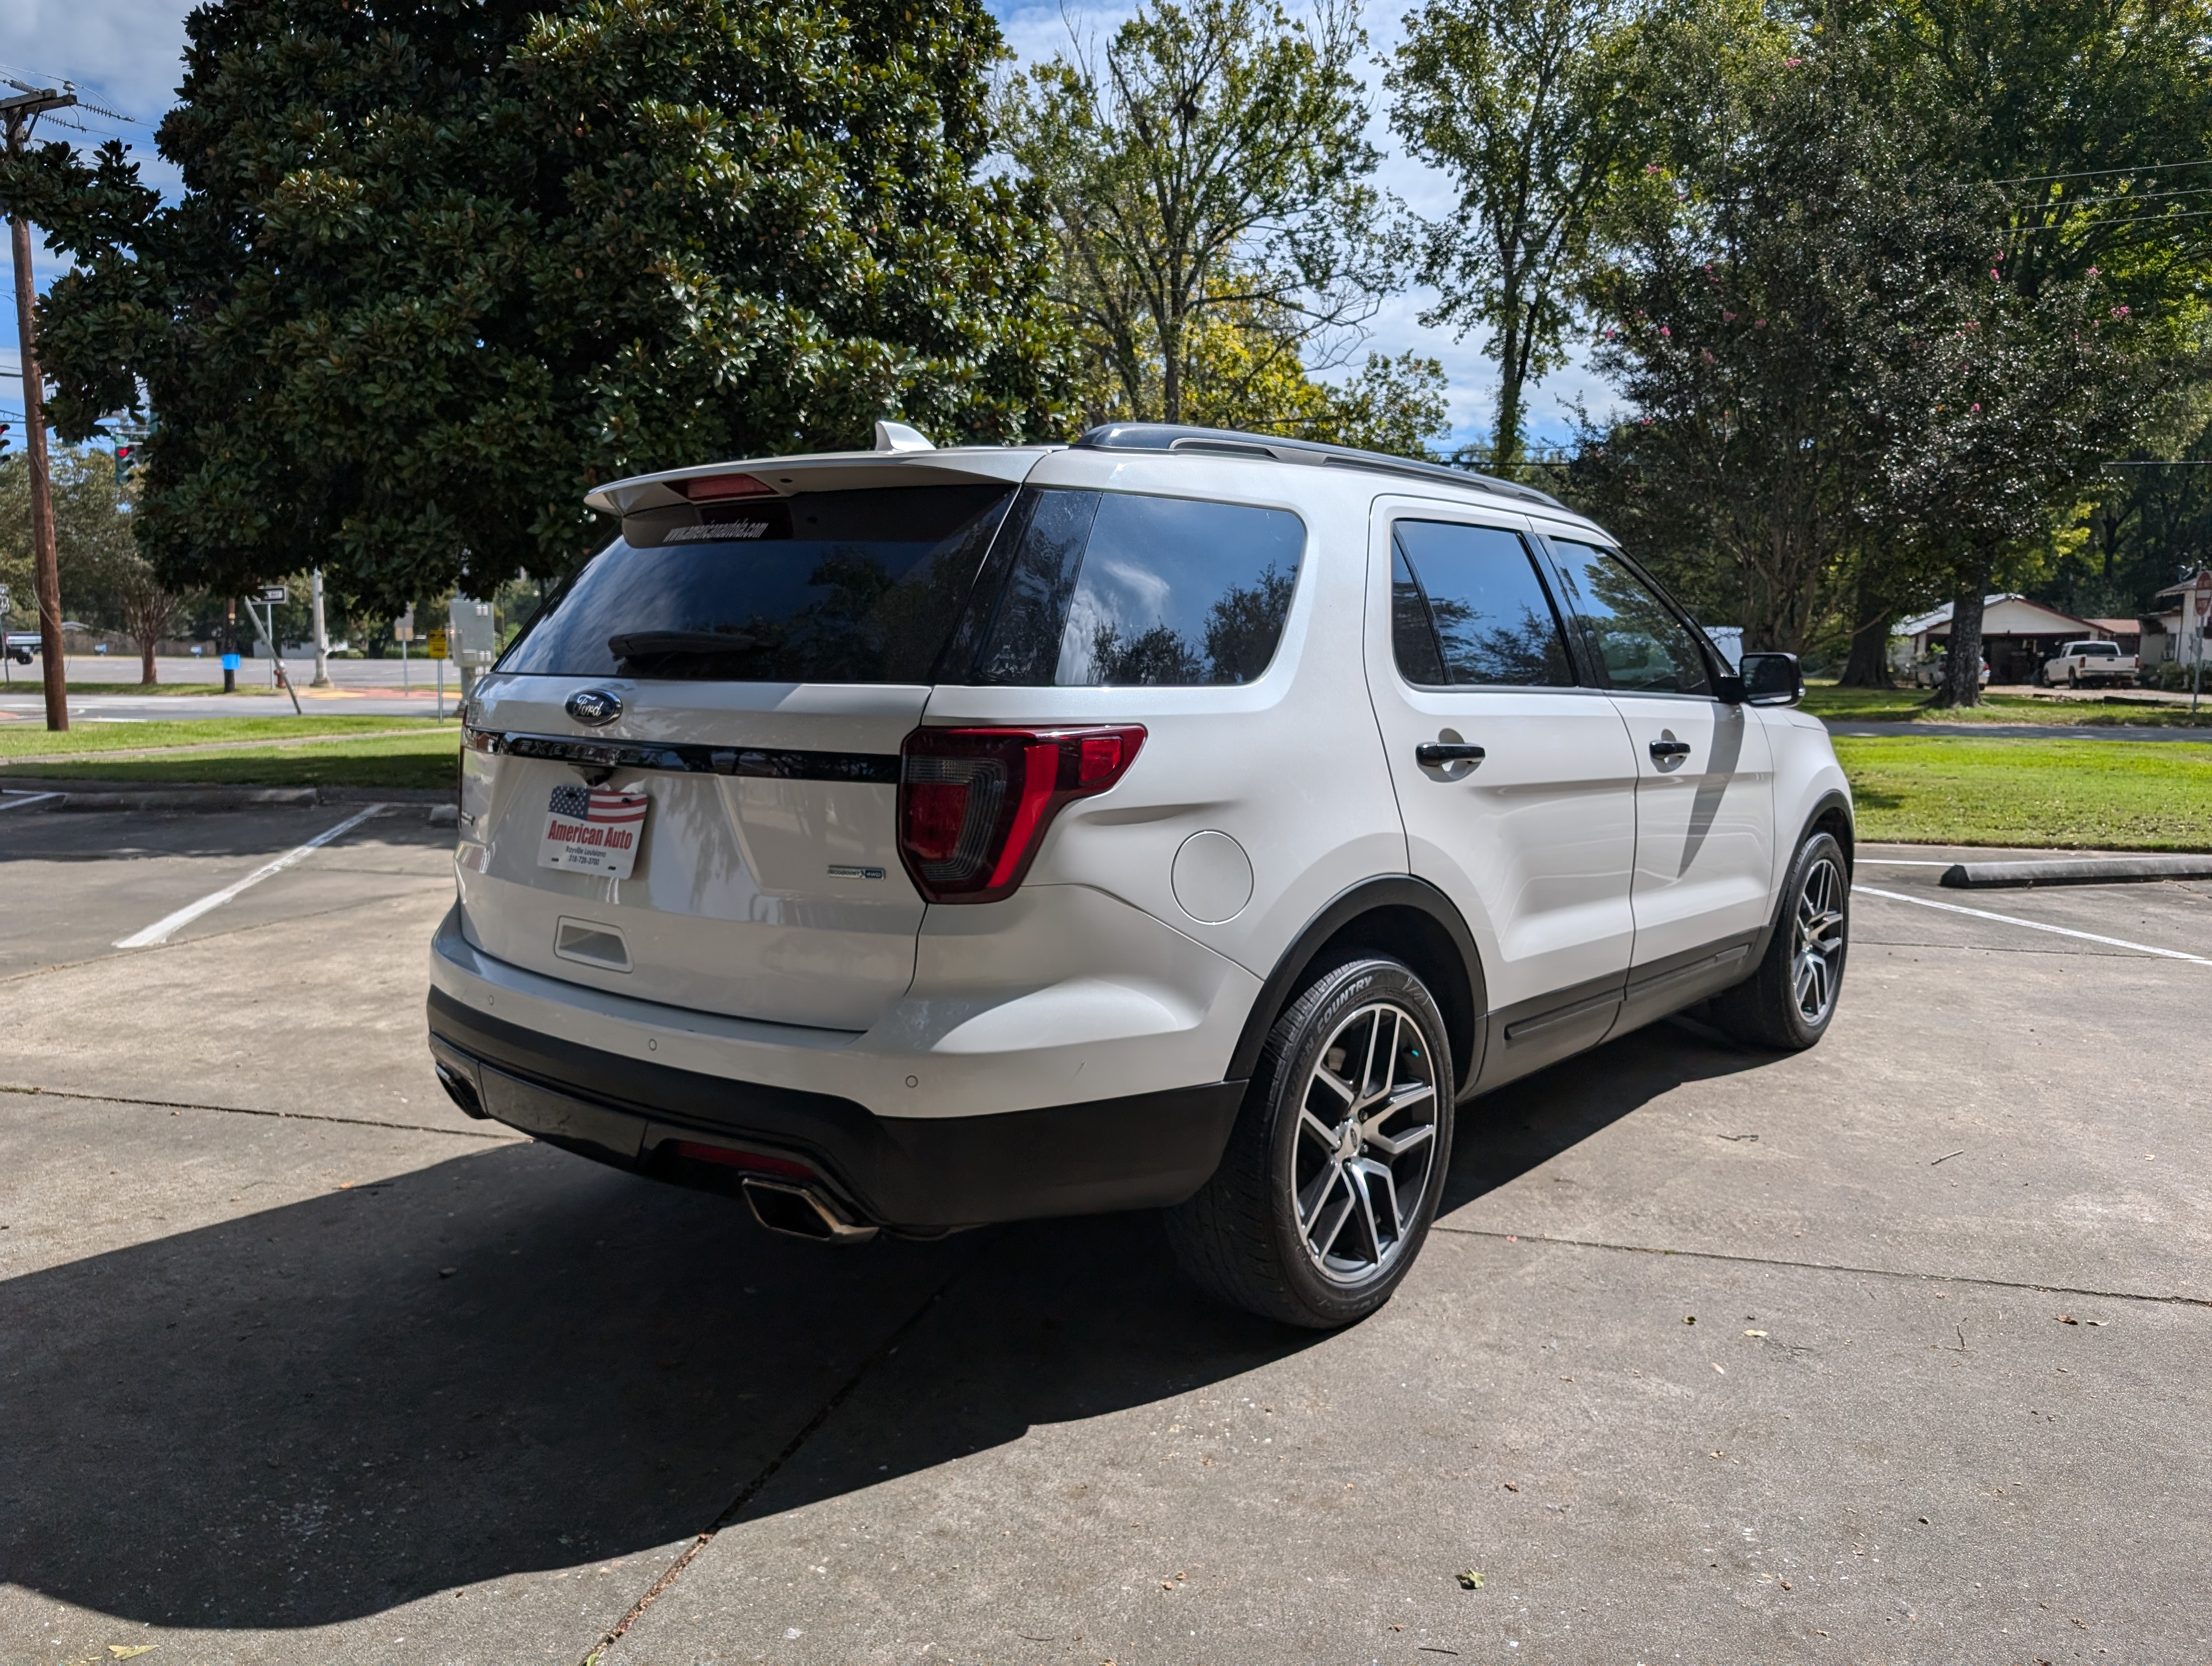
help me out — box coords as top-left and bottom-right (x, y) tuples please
(675, 472), (775, 501)
(898, 726), (1145, 903)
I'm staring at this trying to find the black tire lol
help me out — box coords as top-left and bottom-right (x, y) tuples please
(1166, 957), (1455, 1329)
(1710, 830), (1849, 1050)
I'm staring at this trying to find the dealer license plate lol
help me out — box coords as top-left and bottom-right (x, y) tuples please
(538, 783), (649, 878)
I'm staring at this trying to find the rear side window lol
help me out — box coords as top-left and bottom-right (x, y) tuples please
(951, 489), (1305, 686)
(498, 485), (1015, 683)
(1545, 538), (1714, 697)
(1391, 521), (1574, 687)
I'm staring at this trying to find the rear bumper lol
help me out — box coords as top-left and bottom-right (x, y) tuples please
(427, 986), (1244, 1229)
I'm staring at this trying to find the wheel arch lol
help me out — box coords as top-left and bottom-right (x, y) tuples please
(1228, 877), (1487, 1096)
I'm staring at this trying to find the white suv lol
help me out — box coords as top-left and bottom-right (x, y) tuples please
(428, 422), (1852, 1327)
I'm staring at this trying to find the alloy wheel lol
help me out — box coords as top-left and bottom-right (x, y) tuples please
(1292, 1001), (1441, 1285)
(1791, 854), (1847, 1024)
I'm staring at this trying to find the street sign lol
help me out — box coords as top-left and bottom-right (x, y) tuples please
(426, 627), (449, 659)
(260, 584), (289, 604)
(447, 596), (500, 668)
(395, 605), (415, 644)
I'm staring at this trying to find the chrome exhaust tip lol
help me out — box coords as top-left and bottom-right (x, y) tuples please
(740, 1177), (879, 1244)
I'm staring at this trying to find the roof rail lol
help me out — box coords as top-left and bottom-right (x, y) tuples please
(1071, 423), (1567, 510)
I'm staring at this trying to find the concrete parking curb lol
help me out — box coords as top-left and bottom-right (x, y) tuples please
(52, 786), (323, 813)
(1, 779), (455, 813)
(1941, 855), (2212, 888)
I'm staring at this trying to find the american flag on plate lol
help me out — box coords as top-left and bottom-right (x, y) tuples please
(539, 783), (649, 877)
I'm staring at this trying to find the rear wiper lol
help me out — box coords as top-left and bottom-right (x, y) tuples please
(607, 630), (762, 661)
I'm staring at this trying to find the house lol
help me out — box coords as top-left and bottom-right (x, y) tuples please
(1891, 595), (2111, 683)
(2148, 573), (2212, 667)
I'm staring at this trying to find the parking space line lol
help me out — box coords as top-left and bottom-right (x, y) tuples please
(1853, 883), (2212, 966)
(113, 804), (391, 949)
(0, 791), (63, 812)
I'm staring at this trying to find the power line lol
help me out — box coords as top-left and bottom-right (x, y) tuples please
(1985, 156), (2212, 187)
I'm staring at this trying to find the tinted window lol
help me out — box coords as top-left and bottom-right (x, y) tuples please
(959, 489), (1304, 686)
(498, 485), (1014, 683)
(1546, 539), (1713, 696)
(1391, 521), (1573, 687)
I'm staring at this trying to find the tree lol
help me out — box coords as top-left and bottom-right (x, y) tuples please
(109, 556), (200, 685)
(1388, 0), (1637, 476)
(1569, 10), (1893, 653)
(1859, 266), (2160, 707)
(1003, 0), (1394, 430)
(1178, 294), (1450, 453)
(0, 447), (140, 632)
(0, 0), (1071, 612)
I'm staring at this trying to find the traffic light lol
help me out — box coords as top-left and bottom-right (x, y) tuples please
(0, 420), (11, 456)
(114, 441), (135, 484)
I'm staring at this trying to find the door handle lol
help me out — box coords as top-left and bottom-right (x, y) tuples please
(1649, 739), (1692, 763)
(1416, 742), (1486, 766)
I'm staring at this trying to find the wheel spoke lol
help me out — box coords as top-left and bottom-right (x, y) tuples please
(1353, 1157), (1404, 1241)
(1313, 1065), (1356, 1106)
(1298, 1155), (1346, 1228)
(1309, 1177), (1355, 1260)
(1300, 1107), (1341, 1149)
(1361, 1081), (1434, 1141)
(1355, 1011), (1386, 1110)
(1350, 1164), (1385, 1261)
(1365, 1118), (1435, 1159)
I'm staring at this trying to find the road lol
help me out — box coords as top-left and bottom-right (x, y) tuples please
(1, 811), (2206, 1664)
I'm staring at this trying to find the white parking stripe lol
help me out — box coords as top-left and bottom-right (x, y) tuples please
(0, 792), (63, 812)
(1852, 884), (2212, 967)
(114, 804), (391, 949)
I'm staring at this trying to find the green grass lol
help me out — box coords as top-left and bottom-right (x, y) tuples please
(0, 714), (453, 758)
(1833, 734), (2212, 849)
(1800, 681), (2212, 727)
(8, 729), (462, 790)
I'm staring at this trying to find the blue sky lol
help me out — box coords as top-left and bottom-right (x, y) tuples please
(0, 0), (1610, 452)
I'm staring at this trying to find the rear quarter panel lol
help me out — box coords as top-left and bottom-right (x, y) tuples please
(918, 448), (1407, 1009)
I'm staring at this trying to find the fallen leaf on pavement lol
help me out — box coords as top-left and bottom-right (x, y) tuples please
(1455, 1569), (1484, 1590)
(2055, 1315), (2077, 1325)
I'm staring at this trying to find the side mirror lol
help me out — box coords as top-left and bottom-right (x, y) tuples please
(1738, 651), (1803, 707)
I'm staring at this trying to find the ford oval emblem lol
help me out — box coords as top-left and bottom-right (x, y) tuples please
(565, 688), (623, 727)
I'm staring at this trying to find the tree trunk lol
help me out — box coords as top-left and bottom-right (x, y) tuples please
(1491, 304), (1525, 478)
(140, 638), (157, 687)
(1937, 584), (1986, 709)
(1840, 576), (1894, 688)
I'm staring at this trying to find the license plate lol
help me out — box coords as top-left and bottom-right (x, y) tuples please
(538, 783), (648, 878)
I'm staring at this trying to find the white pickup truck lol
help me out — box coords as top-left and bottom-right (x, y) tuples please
(2041, 640), (2137, 688)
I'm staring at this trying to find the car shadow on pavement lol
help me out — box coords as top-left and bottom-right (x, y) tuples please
(1441, 1016), (1772, 1213)
(0, 1140), (1314, 1632)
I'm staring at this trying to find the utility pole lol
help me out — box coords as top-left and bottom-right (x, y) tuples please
(222, 597), (237, 693)
(310, 568), (331, 687)
(5, 83), (80, 733)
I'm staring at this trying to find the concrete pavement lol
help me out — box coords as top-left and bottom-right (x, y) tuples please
(1, 820), (2205, 1665)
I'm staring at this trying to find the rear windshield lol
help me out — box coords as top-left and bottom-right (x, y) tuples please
(947, 488), (1306, 685)
(499, 485), (1016, 683)
(501, 481), (1304, 687)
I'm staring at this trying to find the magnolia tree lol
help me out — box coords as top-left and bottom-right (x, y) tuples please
(1, 0), (1071, 609)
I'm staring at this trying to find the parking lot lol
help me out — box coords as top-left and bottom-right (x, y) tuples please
(2, 805), (2207, 1665)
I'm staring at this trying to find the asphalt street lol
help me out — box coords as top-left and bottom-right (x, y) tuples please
(1, 812), (2206, 1665)
(1, 655), (465, 722)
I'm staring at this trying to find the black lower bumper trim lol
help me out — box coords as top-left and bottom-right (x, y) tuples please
(426, 988), (1245, 1228)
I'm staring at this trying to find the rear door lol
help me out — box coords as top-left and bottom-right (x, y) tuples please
(456, 480), (1019, 1030)
(1362, 502), (1641, 1086)
(1538, 534), (1775, 1006)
